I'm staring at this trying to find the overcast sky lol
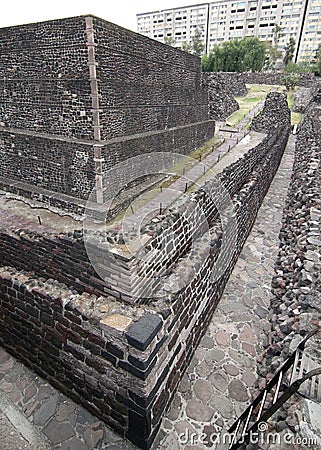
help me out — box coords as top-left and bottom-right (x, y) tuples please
(0, 0), (193, 31)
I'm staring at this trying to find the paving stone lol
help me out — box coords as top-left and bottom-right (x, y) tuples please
(43, 420), (75, 444)
(186, 400), (214, 422)
(255, 305), (269, 319)
(241, 370), (257, 387)
(33, 393), (59, 426)
(59, 437), (87, 450)
(83, 421), (104, 448)
(239, 325), (257, 345)
(242, 342), (256, 356)
(195, 361), (214, 378)
(56, 401), (77, 422)
(193, 379), (213, 402)
(228, 379), (249, 402)
(215, 330), (231, 347)
(210, 395), (234, 419)
(200, 336), (215, 349)
(205, 349), (225, 362)
(37, 385), (53, 401)
(208, 372), (228, 393)
(174, 419), (197, 439)
(75, 407), (94, 425)
(23, 384), (37, 402)
(223, 364), (239, 376)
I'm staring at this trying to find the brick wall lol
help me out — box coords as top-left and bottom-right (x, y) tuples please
(0, 15), (213, 204)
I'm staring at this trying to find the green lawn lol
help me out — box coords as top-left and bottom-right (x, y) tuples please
(225, 84), (302, 128)
(226, 84), (276, 127)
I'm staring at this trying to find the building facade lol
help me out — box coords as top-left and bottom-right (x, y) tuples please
(137, 0), (321, 63)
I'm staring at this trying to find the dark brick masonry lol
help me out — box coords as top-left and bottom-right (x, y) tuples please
(0, 15), (214, 206)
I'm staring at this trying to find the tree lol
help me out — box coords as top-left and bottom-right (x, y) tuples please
(284, 37), (296, 66)
(182, 27), (205, 56)
(191, 27), (205, 56)
(283, 73), (300, 91)
(181, 40), (192, 53)
(164, 36), (176, 47)
(201, 37), (266, 72)
(239, 37), (266, 72)
(265, 24), (284, 69)
(312, 44), (321, 76)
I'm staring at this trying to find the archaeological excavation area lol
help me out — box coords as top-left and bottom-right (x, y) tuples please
(0, 15), (320, 450)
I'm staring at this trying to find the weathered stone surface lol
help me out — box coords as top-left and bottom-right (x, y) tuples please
(193, 379), (213, 402)
(186, 400), (214, 422)
(228, 379), (249, 402)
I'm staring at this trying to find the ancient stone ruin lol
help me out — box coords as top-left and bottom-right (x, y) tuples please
(0, 14), (320, 450)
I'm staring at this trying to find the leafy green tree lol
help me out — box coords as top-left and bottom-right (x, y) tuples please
(191, 27), (205, 57)
(239, 37), (266, 72)
(182, 27), (205, 56)
(283, 73), (300, 91)
(181, 40), (192, 53)
(285, 61), (309, 73)
(164, 36), (176, 47)
(284, 37), (296, 66)
(265, 24), (284, 69)
(202, 37), (265, 72)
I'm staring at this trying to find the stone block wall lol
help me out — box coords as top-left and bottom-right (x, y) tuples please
(242, 71), (317, 87)
(251, 92), (291, 133)
(0, 130), (94, 199)
(0, 17), (92, 139)
(0, 15), (213, 206)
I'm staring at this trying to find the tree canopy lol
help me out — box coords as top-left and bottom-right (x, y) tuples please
(284, 37), (296, 66)
(202, 37), (266, 72)
(312, 44), (321, 76)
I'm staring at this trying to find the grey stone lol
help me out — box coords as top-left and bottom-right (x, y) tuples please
(200, 336), (215, 349)
(255, 305), (269, 319)
(210, 395), (234, 419)
(228, 380), (249, 402)
(186, 400), (214, 422)
(59, 437), (87, 450)
(209, 372), (228, 393)
(193, 379), (213, 402)
(33, 393), (59, 426)
(205, 349), (225, 362)
(43, 420), (75, 445)
(83, 422), (104, 448)
(125, 314), (163, 350)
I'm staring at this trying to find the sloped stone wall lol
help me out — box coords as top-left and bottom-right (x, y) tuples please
(0, 15), (213, 205)
(251, 92), (291, 133)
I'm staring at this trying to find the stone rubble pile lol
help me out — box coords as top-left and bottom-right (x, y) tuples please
(257, 90), (321, 383)
(293, 87), (314, 113)
(251, 92), (291, 133)
(202, 73), (244, 121)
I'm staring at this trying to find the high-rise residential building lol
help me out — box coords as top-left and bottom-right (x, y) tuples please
(137, 1), (321, 64)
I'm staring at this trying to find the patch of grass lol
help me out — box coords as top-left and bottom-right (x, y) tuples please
(291, 111), (302, 125)
(225, 84), (276, 128)
(189, 134), (225, 160)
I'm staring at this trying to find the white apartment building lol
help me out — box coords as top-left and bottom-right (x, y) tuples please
(137, 0), (321, 63)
